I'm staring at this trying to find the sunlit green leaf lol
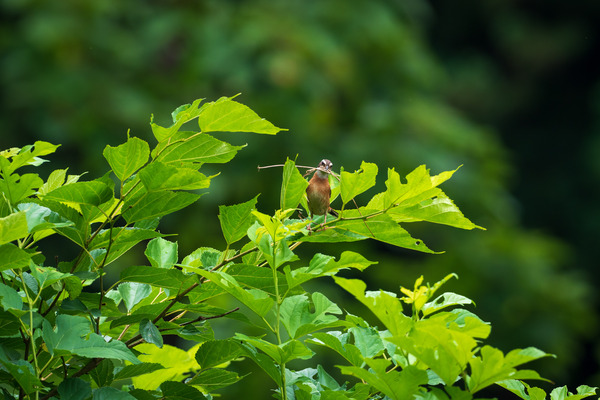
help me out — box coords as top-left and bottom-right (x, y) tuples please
(103, 136), (150, 181)
(280, 292), (343, 339)
(0, 243), (32, 271)
(138, 162), (212, 191)
(0, 211), (29, 245)
(44, 180), (113, 207)
(132, 343), (200, 390)
(218, 195), (258, 245)
(153, 132), (245, 165)
(280, 159), (309, 211)
(187, 368), (244, 392)
(340, 162), (378, 205)
(198, 96), (285, 134)
(3, 141), (60, 174)
(151, 99), (206, 142)
(145, 237), (178, 269)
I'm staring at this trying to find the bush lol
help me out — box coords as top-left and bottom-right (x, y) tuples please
(0, 98), (595, 399)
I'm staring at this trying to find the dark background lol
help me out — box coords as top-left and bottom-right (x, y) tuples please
(2, 0), (599, 393)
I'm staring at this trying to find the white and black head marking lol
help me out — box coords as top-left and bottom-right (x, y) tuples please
(318, 159), (333, 172)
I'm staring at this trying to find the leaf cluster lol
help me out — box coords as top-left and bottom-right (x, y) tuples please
(0, 98), (595, 400)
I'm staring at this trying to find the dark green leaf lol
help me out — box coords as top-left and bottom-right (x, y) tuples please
(160, 381), (206, 399)
(114, 363), (165, 380)
(140, 318), (163, 348)
(58, 378), (92, 400)
(93, 387), (137, 400)
(195, 339), (243, 369)
(0, 173), (43, 205)
(42, 314), (139, 364)
(89, 359), (114, 387)
(187, 368), (243, 392)
(103, 137), (150, 181)
(120, 265), (194, 291)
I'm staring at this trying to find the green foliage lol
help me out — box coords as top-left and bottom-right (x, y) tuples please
(0, 98), (595, 399)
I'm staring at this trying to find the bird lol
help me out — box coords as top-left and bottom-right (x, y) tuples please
(306, 159), (338, 223)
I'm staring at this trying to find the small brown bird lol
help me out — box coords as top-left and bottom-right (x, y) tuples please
(306, 159), (338, 222)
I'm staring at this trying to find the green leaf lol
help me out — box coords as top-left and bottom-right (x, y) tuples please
(340, 162), (378, 205)
(58, 378), (92, 400)
(0, 283), (23, 313)
(154, 132), (245, 165)
(42, 314), (139, 364)
(218, 195), (258, 245)
(0, 243), (32, 271)
(118, 282), (152, 312)
(422, 292), (474, 316)
(198, 96), (285, 134)
(0, 173), (43, 205)
(467, 346), (551, 393)
(93, 387), (137, 400)
(334, 277), (412, 336)
(160, 380), (207, 399)
(103, 136), (150, 181)
(226, 264), (289, 297)
(237, 341), (282, 386)
(114, 363), (165, 380)
(90, 227), (165, 266)
(121, 265), (194, 291)
(3, 141), (60, 174)
(145, 237), (178, 269)
(235, 333), (313, 365)
(44, 180), (113, 207)
(280, 159), (309, 211)
(193, 269), (274, 318)
(388, 192), (483, 230)
(89, 359), (114, 387)
(0, 347), (42, 394)
(18, 202), (74, 235)
(280, 292), (343, 339)
(138, 162), (212, 191)
(388, 315), (479, 385)
(334, 211), (436, 253)
(339, 360), (427, 400)
(195, 339), (243, 369)
(187, 368), (244, 392)
(0, 211), (29, 244)
(151, 98), (205, 143)
(140, 318), (163, 348)
(307, 331), (364, 367)
(122, 190), (201, 223)
(284, 251), (376, 292)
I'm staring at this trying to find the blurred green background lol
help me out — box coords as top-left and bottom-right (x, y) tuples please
(2, 0), (599, 393)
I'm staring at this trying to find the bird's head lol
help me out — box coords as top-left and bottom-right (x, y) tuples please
(316, 159), (333, 178)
